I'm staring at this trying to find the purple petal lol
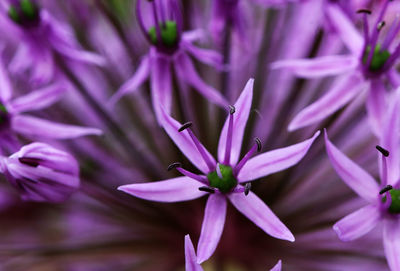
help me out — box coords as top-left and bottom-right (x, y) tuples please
(383, 218), (400, 271)
(109, 55), (150, 106)
(228, 191), (294, 242)
(174, 53), (228, 108)
(9, 44), (32, 76)
(270, 260), (282, 271)
(30, 47), (54, 85)
(197, 193), (227, 264)
(0, 48), (12, 103)
(324, 131), (380, 202)
(185, 235), (204, 271)
(150, 54), (173, 124)
(54, 45), (106, 66)
(333, 204), (380, 241)
(366, 80), (386, 137)
(326, 4), (363, 55)
(288, 73), (366, 131)
(118, 176), (206, 202)
(159, 109), (216, 174)
(218, 79), (254, 166)
(237, 131), (319, 183)
(8, 84), (65, 114)
(271, 55), (357, 78)
(181, 40), (223, 69)
(11, 115), (102, 139)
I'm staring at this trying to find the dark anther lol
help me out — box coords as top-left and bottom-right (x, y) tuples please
(380, 185), (393, 195)
(255, 137), (262, 152)
(244, 183), (251, 196)
(18, 157), (40, 167)
(377, 21), (386, 31)
(199, 186), (215, 193)
(356, 9), (371, 14)
(167, 162), (182, 171)
(178, 122), (192, 132)
(229, 105), (236, 115)
(376, 145), (389, 157)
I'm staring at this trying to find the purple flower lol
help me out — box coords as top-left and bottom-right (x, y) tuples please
(0, 142), (80, 202)
(324, 92), (400, 271)
(272, 1), (400, 135)
(119, 79), (320, 263)
(2, 0), (105, 84)
(109, 0), (228, 123)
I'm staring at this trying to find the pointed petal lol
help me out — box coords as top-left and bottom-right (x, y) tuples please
(109, 56), (150, 106)
(324, 131), (380, 202)
(366, 80), (386, 137)
(175, 53), (228, 108)
(182, 29), (206, 43)
(181, 40), (223, 69)
(229, 191), (294, 241)
(237, 131), (319, 182)
(271, 55), (357, 78)
(160, 108), (216, 174)
(8, 84), (65, 114)
(383, 218), (400, 271)
(150, 55), (173, 124)
(11, 115), (102, 139)
(0, 48), (12, 103)
(197, 194), (227, 264)
(218, 79), (254, 166)
(270, 260), (282, 271)
(118, 176), (206, 202)
(326, 4), (363, 55)
(288, 73), (366, 131)
(333, 204), (380, 241)
(185, 235), (204, 271)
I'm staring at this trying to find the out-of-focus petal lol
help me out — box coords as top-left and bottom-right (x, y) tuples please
(228, 191), (294, 242)
(324, 131), (380, 202)
(181, 40), (223, 69)
(11, 115), (102, 139)
(333, 204), (380, 241)
(237, 131), (319, 182)
(185, 235), (204, 271)
(271, 55), (357, 78)
(288, 73), (366, 131)
(218, 79), (254, 166)
(118, 176), (206, 203)
(0, 48), (12, 103)
(160, 108), (216, 174)
(197, 193), (227, 264)
(383, 218), (400, 271)
(270, 260), (282, 271)
(366, 79), (386, 137)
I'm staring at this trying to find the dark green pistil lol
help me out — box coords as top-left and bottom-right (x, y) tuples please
(207, 164), (237, 193)
(382, 188), (400, 214)
(362, 44), (391, 72)
(148, 20), (178, 47)
(8, 0), (40, 26)
(0, 104), (8, 124)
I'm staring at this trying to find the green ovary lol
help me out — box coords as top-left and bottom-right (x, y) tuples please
(148, 21), (178, 47)
(207, 164), (237, 193)
(362, 44), (391, 72)
(383, 189), (400, 214)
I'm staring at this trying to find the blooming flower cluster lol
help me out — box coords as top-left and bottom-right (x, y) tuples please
(0, 0), (400, 270)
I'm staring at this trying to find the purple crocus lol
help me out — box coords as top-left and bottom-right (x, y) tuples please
(119, 79), (320, 263)
(2, 0), (105, 84)
(0, 54), (102, 153)
(109, 0), (228, 123)
(185, 234), (282, 271)
(0, 142), (80, 203)
(324, 92), (400, 271)
(272, 1), (400, 135)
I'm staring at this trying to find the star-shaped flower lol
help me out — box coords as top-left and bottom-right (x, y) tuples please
(119, 78), (320, 263)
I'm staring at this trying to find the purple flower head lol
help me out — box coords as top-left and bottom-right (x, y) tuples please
(109, 0), (228, 124)
(272, 0), (400, 135)
(324, 92), (400, 270)
(0, 142), (80, 203)
(3, 0), (105, 84)
(118, 79), (320, 263)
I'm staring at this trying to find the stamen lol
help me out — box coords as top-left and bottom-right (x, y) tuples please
(229, 105), (236, 114)
(380, 185), (393, 195)
(376, 145), (389, 157)
(167, 162), (182, 171)
(199, 186), (215, 193)
(223, 105), (235, 165)
(255, 137), (262, 152)
(216, 163), (223, 179)
(382, 15), (400, 50)
(177, 167), (208, 185)
(377, 21), (386, 31)
(234, 137), (262, 176)
(357, 9), (372, 14)
(244, 183), (251, 196)
(178, 122), (192, 132)
(151, 0), (162, 44)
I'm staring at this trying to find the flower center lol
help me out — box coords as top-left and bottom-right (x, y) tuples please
(382, 188), (400, 214)
(8, 0), (40, 27)
(148, 20), (178, 48)
(207, 164), (237, 193)
(362, 44), (391, 72)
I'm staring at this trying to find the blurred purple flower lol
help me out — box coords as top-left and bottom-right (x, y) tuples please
(272, 1), (400, 135)
(119, 79), (319, 263)
(0, 142), (80, 202)
(109, 0), (228, 123)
